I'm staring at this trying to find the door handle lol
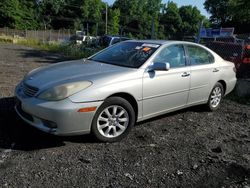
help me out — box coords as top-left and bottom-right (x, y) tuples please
(181, 72), (190, 77)
(213, 68), (219, 72)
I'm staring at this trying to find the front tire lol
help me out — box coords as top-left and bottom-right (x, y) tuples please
(207, 82), (224, 111)
(91, 97), (135, 142)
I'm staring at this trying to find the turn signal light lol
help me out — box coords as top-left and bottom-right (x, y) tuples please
(78, 107), (97, 112)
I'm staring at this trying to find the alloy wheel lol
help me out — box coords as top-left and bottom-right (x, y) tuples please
(210, 86), (222, 108)
(97, 105), (129, 138)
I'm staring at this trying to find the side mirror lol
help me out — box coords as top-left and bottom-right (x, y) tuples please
(149, 62), (170, 71)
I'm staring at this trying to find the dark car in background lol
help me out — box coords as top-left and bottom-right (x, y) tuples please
(205, 39), (250, 78)
(99, 35), (131, 47)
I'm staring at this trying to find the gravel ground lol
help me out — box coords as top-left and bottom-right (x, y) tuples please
(0, 43), (249, 188)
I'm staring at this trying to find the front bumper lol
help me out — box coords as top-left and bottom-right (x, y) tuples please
(15, 89), (103, 136)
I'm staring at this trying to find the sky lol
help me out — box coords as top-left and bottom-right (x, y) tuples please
(105, 0), (210, 18)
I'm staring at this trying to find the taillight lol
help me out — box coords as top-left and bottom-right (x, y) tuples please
(246, 45), (250, 50)
(242, 58), (250, 63)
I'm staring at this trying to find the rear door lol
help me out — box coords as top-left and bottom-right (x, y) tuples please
(185, 45), (216, 104)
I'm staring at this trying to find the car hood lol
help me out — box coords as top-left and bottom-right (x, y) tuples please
(23, 59), (133, 90)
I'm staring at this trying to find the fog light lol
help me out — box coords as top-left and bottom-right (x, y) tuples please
(42, 119), (57, 129)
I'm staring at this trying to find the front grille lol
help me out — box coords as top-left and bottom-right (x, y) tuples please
(22, 83), (39, 97)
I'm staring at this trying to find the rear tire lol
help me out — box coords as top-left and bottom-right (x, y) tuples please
(91, 97), (135, 142)
(206, 82), (224, 111)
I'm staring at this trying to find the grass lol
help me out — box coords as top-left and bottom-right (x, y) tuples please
(0, 35), (100, 59)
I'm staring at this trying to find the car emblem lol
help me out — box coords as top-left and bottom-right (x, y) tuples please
(28, 77), (34, 80)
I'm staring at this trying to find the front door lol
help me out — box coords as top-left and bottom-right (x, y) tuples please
(142, 44), (190, 118)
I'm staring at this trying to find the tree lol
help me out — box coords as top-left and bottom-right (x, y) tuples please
(160, 1), (182, 39)
(204, 0), (250, 32)
(179, 5), (203, 37)
(234, 0), (250, 23)
(204, 0), (234, 25)
(0, 0), (38, 29)
(108, 8), (120, 35)
(80, 0), (105, 34)
(113, 0), (161, 38)
(37, 0), (65, 29)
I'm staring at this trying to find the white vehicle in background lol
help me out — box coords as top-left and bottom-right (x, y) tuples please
(76, 36), (97, 45)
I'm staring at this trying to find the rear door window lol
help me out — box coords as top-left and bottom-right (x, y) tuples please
(186, 45), (214, 65)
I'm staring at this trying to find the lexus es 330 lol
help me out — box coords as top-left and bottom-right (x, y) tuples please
(15, 40), (236, 142)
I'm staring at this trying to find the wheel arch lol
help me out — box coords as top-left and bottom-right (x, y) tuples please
(217, 80), (227, 95)
(107, 92), (138, 121)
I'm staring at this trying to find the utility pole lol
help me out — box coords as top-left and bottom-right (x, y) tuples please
(87, 22), (89, 35)
(105, 3), (108, 35)
(196, 19), (204, 44)
(96, 23), (98, 36)
(151, 17), (155, 39)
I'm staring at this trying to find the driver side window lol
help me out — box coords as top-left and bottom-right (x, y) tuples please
(153, 45), (186, 68)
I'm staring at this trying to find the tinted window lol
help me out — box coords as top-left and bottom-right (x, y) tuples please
(121, 37), (130, 41)
(186, 45), (214, 65)
(111, 38), (121, 45)
(90, 42), (160, 68)
(154, 45), (186, 68)
(100, 36), (112, 47)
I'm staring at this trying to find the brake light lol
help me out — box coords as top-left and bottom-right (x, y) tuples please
(246, 45), (250, 50)
(242, 58), (250, 63)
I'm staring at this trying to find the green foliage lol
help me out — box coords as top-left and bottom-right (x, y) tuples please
(0, 0), (38, 29)
(179, 6), (203, 38)
(160, 1), (182, 39)
(108, 9), (120, 35)
(204, 0), (234, 25)
(204, 0), (250, 32)
(113, 0), (162, 39)
(0, 0), (209, 39)
(0, 36), (99, 59)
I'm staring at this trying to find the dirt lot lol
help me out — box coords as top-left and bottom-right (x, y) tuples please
(0, 43), (249, 188)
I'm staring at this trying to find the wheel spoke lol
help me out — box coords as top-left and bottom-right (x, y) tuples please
(211, 95), (216, 99)
(118, 110), (125, 117)
(104, 126), (112, 135)
(98, 116), (108, 122)
(118, 117), (128, 122)
(99, 123), (109, 130)
(104, 109), (112, 117)
(112, 127), (118, 136)
(113, 106), (117, 115)
(116, 123), (126, 130)
(211, 99), (215, 105)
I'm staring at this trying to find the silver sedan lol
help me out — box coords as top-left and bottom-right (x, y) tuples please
(15, 40), (236, 142)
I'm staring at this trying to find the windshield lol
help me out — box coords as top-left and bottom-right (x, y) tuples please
(89, 42), (160, 68)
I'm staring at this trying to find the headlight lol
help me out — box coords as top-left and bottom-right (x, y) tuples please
(37, 81), (92, 101)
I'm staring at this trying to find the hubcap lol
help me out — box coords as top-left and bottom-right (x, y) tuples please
(210, 86), (222, 108)
(97, 105), (129, 138)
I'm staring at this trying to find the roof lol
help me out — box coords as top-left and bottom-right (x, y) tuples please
(127, 39), (199, 45)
